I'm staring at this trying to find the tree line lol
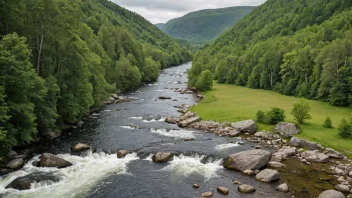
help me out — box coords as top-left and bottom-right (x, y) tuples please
(0, 0), (192, 154)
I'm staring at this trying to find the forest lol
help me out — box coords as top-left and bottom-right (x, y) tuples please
(0, 0), (192, 154)
(189, 0), (352, 107)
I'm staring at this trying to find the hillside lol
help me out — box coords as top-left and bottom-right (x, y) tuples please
(161, 6), (255, 42)
(189, 0), (352, 107)
(155, 23), (165, 30)
(0, 0), (191, 153)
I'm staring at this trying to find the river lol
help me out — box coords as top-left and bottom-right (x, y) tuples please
(0, 62), (292, 198)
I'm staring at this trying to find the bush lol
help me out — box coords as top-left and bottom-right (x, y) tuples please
(266, 107), (285, 124)
(338, 119), (352, 138)
(195, 70), (213, 91)
(323, 116), (333, 128)
(256, 110), (265, 123)
(291, 99), (312, 124)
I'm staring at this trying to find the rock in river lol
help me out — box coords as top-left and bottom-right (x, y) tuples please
(256, 169), (280, 183)
(6, 173), (60, 190)
(318, 190), (346, 198)
(178, 116), (201, 128)
(39, 153), (72, 168)
(238, 184), (256, 194)
(223, 150), (271, 171)
(274, 122), (300, 137)
(217, 186), (229, 195)
(152, 152), (174, 162)
(231, 120), (258, 133)
(71, 143), (90, 152)
(117, 150), (131, 158)
(276, 183), (289, 192)
(7, 158), (24, 169)
(201, 191), (213, 197)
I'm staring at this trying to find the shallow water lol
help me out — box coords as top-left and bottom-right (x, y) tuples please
(0, 62), (292, 198)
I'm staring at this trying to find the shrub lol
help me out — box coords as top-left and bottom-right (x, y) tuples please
(338, 119), (352, 138)
(195, 70), (213, 91)
(291, 99), (312, 124)
(256, 110), (265, 123)
(266, 107), (285, 124)
(323, 116), (333, 128)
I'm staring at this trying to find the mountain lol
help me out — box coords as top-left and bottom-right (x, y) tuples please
(155, 23), (165, 30)
(189, 0), (352, 107)
(0, 0), (192, 153)
(161, 6), (255, 42)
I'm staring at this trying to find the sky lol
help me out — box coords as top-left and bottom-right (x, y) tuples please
(111, 0), (267, 24)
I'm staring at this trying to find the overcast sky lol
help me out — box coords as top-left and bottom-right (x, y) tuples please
(111, 0), (267, 24)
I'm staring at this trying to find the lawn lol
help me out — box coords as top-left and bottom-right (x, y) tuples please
(191, 83), (352, 156)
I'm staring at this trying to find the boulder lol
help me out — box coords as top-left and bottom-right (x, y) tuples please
(152, 152), (174, 162)
(71, 143), (90, 152)
(289, 137), (323, 150)
(279, 147), (297, 157)
(5, 173), (60, 190)
(39, 153), (72, 168)
(116, 150), (131, 158)
(238, 184), (256, 194)
(231, 120), (258, 133)
(201, 191), (213, 197)
(256, 169), (280, 183)
(178, 116), (201, 128)
(274, 122), (300, 137)
(335, 184), (350, 193)
(318, 190), (346, 198)
(276, 183), (289, 192)
(7, 158), (24, 169)
(268, 161), (286, 168)
(217, 186), (229, 195)
(7, 150), (17, 159)
(165, 117), (177, 124)
(302, 151), (329, 163)
(223, 150), (271, 171)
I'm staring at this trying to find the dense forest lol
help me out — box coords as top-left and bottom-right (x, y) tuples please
(0, 0), (192, 153)
(189, 0), (352, 107)
(159, 6), (255, 42)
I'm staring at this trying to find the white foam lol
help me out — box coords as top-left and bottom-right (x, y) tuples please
(161, 154), (223, 181)
(130, 117), (143, 120)
(0, 152), (138, 198)
(150, 128), (195, 139)
(120, 126), (135, 130)
(142, 117), (165, 123)
(215, 143), (239, 150)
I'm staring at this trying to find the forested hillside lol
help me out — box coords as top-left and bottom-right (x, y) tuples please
(0, 0), (191, 153)
(189, 0), (352, 107)
(161, 6), (255, 42)
(155, 23), (165, 30)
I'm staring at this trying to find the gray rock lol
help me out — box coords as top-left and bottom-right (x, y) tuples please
(7, 150), (17, 159)
(152, 152), (174, 162)
(71, 143), (90, 152)
(238, 184), (256, 194)
(217, 186), (229, 195)
(276, 183), (289, 192)
(335, 184), (350, 193)
(116, 150), (131, 158)
(318, 190), (346, 198)
(289, 137), (323, 150)
(268, 161), (286, 168)
(274, 122), (300, 137)
(7, 158), (24, 169)
(231, 120), (258, 134)
(256, 169), (280, 183)
(178, 116), (201, 128)
(201, 191), (214, 197)
(223, 150), (271, 171)
(5, 173), (60, 190)
(39, 153), (72, 168)
(243, 169), (256, 176)
(280, 147), (297, 156)
(302, 151), (329, 163)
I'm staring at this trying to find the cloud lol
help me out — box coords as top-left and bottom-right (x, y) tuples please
(111, 0), (267, 23)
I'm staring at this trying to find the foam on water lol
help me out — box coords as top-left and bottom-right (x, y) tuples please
(142, 117), (165, 123)
(130, 117), (143, 120)
(150, 128), (195, 139)
(120, 126), (135, 130)
(0, 152), (138, 198)
(161, 154), (223, 181)
(215, 143), (239, 150)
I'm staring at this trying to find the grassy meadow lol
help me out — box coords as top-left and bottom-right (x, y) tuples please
(191, 83), (352, 156)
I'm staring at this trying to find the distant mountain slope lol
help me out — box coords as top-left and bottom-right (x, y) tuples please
(155, 23), (165, 30)
(161, 6), (255, 42)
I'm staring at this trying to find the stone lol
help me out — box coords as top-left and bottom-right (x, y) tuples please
(178, 116), (201, 128)
(289, 137), (323, 150)
(274, 122), (300, 137)
(335, 184), (350, 193)
(349, 171), (352, 177)
(276, 183), (289, 192)
(5, 173), (60, 190)
(243, 169), (256, 176)
(303, 151), (330, 163)
(158, 96), (172, 100)
(217, 186), (229, 195)
(234, 180), (241, 185)
(229, 131), (241, 137)
(268, 161), (286, 168)
(165, 117), (177, 124)
(255, 169), (280, 183)
(280, 147), (297, 156)
(223, 150), (271, 171)
(193, 184), (199, 188)
(7, 158), (24, 169)
(71, 143), (90, 152)
(116, 150), (130, 158)
(318, 190), (346, 198)
(152, 152), (174, 162)
(201, 191), (213, 197)
(184, 137), (195, 141)
(7, 150), (17, 159)
(238, 184), (256, 194)
(231, 120), (258, 133)
(255, 146), (261, 149)
(237, 142), (244, 145)
(39, 153), (72, 168)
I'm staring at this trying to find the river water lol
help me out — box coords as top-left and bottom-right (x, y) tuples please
(0, 62), (291, 198)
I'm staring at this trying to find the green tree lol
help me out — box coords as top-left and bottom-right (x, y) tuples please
(291, 99), (312, 124)
(256, 110), (265, 123)
(338, 119), (351, 138)
(266, 107), (285, 124)
(195, 70), (213, 91)
(323, 116), (333, 128)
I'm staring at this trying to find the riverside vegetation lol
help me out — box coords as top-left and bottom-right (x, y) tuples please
(0, 0), (192, 154)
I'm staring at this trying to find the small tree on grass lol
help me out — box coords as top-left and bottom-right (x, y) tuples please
(195, 70), (213, 91)
(323, 116), (333, 128)
(291, 99), (312, 124)
(256, 110), (265, 123)
(266, 107), (285, 124)
(338, 119), (352, 138)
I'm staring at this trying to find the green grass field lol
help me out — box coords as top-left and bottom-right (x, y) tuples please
(191, 83), (352, 156)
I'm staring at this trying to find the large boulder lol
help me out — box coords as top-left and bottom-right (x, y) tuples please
(238, 184), (256, 194)
(289, 137), (323, 150)
(5, 173), (60, 190)
(335, 184), (350, 193)
(318, 190), (346, 198)
(152, 152), (174, 162)
(39, 153), (72, 168)
(178, 116), (201, 128)
(274, 122), (300, 137)
(117, 150), (131, 158)
(223, 150), (271, 171)
(302, 151), (330, 163)
(256, 169), (280, 183)
(231, 120), (258, 133)
(71, 143), (90, 152)
(7, 158), (24, 169)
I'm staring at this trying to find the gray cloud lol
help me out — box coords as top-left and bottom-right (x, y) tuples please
(111, 0), (267, 23)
